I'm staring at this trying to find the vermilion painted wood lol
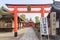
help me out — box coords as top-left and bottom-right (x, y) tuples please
(9, 11), (50, 13)
(8, 5), (50, 17)
(14, 6), (18, 32)
(41, 6), (44, 17)
(8, 6), (27, 8)
(8, 5), (50, 8)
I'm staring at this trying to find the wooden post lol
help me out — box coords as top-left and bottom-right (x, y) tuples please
(14, 6), (18, 37)
(41, 6), (44, 18)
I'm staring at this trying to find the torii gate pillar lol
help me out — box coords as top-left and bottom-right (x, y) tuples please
(14, 6), (18, 37)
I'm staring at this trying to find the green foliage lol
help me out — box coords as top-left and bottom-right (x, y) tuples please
(30, 18), (32, 21)
(26, 18), (28, 21)
(35, 16), (40, 23)
(29, 18), (33, 22)
(20, 14), (26, 19)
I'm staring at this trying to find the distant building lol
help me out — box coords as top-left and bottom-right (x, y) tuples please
(23, 19), (35, 27)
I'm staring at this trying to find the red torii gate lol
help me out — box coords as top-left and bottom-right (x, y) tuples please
(6, 4), (51, 37)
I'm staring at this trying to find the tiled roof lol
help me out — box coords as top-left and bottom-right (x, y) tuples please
(52, 1), (60, 10)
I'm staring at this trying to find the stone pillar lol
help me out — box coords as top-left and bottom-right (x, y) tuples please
(50, 12), (56, 36)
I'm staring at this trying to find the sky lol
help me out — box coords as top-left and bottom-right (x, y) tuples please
(0, 0), (53, 4)
(0, 0), (53, 8)
(0, 0), (60, 8)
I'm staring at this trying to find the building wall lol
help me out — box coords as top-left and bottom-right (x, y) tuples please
(0, 20), (12, 28)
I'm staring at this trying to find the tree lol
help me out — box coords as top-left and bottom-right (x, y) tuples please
(20, 14), (26, 20)
(29, 18), (33, 22)
(35, 16), (40, 23)
(26, 18), (28, 21)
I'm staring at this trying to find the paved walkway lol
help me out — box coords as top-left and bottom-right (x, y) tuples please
(19, 27), (39, 40)
(0, 28), (27, 40)
(0, 28), (27, 37)
(0, 27), (39, 40)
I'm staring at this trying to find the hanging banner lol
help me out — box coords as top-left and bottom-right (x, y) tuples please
(40, 17), (49, 35)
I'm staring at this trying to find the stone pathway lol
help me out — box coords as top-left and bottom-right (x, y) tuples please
(19, 27), (39, 40)
(0, 27), (39, 40)
(0, 28), (27, 40)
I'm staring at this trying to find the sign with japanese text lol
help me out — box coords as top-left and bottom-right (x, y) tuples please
(40, 17), (49, 35)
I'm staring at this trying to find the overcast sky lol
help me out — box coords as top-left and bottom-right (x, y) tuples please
(0, 0), (53, 4)
(0, 0), (60, 7)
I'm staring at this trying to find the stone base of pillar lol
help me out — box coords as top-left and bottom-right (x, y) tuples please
(14, 32), (18, 37)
